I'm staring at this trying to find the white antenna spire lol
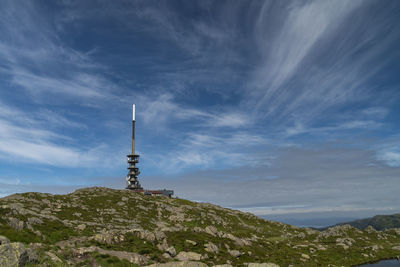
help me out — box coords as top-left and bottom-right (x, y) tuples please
(132, 104), (136, 121)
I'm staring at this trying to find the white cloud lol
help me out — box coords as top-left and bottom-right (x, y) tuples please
(377, 150), (400, 167)
(140, 93), (250, 129)
(254, 1), (362, 104)
(284, 120), (382, 137)
(0, 103), (113, 167)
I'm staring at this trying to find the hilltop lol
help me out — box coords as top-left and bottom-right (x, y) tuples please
(1, 187), (400, 267)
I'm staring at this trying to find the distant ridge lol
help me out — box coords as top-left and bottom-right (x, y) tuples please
(322, 214), (400, 231)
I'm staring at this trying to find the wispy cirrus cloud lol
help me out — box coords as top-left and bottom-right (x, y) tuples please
(140, 93), (251, 129)
(0, 102), (111, 167)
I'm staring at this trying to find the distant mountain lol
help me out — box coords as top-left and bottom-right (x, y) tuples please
(262, 216), (358, 228)
(326, 214), (400, 231)
(1, 187), (400, 266)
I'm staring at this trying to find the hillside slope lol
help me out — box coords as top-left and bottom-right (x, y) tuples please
(332, 214), (400, 231)
(1, 187), (400, 266)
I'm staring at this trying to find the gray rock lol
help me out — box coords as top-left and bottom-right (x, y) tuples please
(0, 242), (29, 267)
(27, 217), (43, 225)
(157, 238), (169, 251)
(204, 242), (219, 254)
(176, 251), (202, 261)
(154, 230), (167, 241)
(166, 246), (176, 257)
(0, 235), (10, 245)
(8, 218), (24, 230)
(45, 251), (62, 262)
(74, 246), (148, 265)
(228, 250), (241, 257)
(205, 226), (218, 236)
(162, 252), (172, 259)
(77, 224), (86, 231)
(301, 253), (310, 259)
(185, 239), (197, 246)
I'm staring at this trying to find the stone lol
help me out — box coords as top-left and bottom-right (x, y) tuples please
(213, 265), (233, 267)
(0, 235), (10, 245)
(155, 230), (167, 241)
(77, 224), (86, 231)
(157, 238), (169, 251)
(45, 251), (62, 262)
(166, 246), (176, 257)
(27, 217), (43, 225)
(336, 243), (349, 250)
(74, 246), (148, 265)
(186, 239), (197, 246)
(94, 233), (114, 244)
(176, 251), (202, 261)
(162, 253), (172, 259)
(392, 245), (400, 250)
(204, 242), (219, 254)
(301, 253), (310, 259)
(228, 250), (241, 257)
(0, 242), (29, 267)
(205, 225), (218, 236)
(336, 237), (354, 246)
(8, 217), (24, 230)
(365, 226), (377, 233)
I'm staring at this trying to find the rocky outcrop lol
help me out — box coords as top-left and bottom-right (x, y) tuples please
(1, 187), (400, 267)
(0, 236), (37, 267)
(74, 245), (149, 265)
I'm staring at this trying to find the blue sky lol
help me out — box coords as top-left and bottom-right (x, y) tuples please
(0, 0), (400, 221)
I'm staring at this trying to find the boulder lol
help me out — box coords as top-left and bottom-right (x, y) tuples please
(176, 251), (202, 261)
(0, 242), (29, 267)
(74, 246), (148, 265)
(162, 253), (172, 259)
(8, 218), (24, 230)
(186, 239), (197, 246)
(0, 236), (10, 245)
(27, 217), (43, 225)
(205, 226), (218, 236)
(77, 224), (86, 231)
(301, 253), (310, 260)
(228, 250), (241, 257)
(166, 246), (176, 257)
(204, 242), (219, 254)
(45, 251), (62, 263)
(157, 238), (169, 251)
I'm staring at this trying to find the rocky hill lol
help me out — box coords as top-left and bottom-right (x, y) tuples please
(329, 214), (400, 231)
(1, 187), (400, 267)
